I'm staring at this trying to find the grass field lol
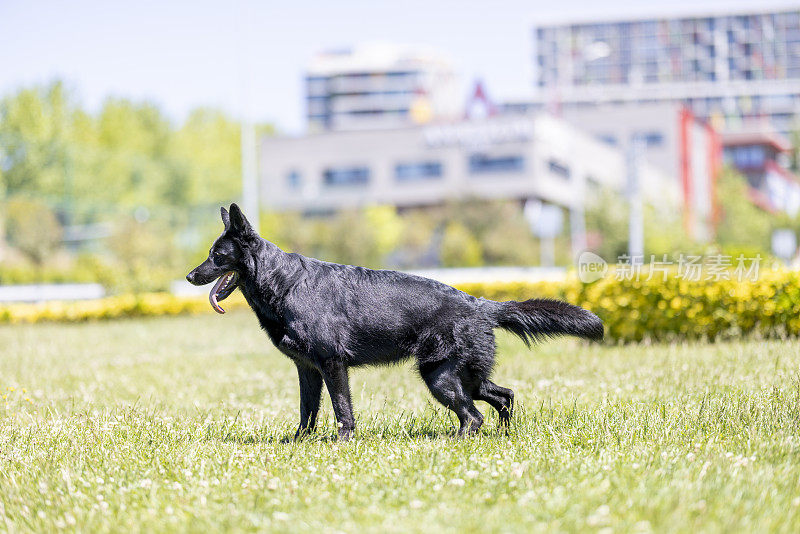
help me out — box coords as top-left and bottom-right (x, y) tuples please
(2, 312), (800, 532)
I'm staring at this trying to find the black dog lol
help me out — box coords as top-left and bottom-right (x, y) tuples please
(187, 204), (603, 440)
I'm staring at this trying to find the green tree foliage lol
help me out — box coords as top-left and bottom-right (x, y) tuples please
(586, 171), (773, 261)
(5, 197), (62, 265)
(106, 217), (184, 293)
(257, 200), (538, 270)
(0, 81), (791, 290)
(0, 82), (76, 200)
(434, 199), (539, 265)
(715, 167), (772, 256)
(643, 205), (698, 259)
(440, 222), (482, 267)
(0, 81), (248, 290)
(585, 186), (630, 261)
(170, 109), (243, 205)
(260, 206), (404, 269)
(0, 81), (244, 216)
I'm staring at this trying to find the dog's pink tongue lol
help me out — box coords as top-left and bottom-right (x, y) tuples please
(209, 275), (228, 314)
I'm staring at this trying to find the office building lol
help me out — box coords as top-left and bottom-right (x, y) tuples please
(260, 113), (678, 214)
(305, 43), (461, 132)
(526, 7), (800, 134)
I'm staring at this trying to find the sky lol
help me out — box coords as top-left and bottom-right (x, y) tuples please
(1, 0), (796, 134)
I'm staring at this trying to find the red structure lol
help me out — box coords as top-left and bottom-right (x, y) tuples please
(678, 108), (723, 239)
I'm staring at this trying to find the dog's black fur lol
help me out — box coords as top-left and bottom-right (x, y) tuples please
(187, 204), (603, 440)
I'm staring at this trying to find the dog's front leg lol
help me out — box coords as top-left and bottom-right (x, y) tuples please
(321, 359), (355, 441)
(295, 363), (323, 440)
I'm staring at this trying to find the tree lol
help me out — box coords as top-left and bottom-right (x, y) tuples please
(714, 167), (772, 255)
(585, 186), (630, 262)
(0, 81), (75, 199)
(169, 108), (243, 206)
(5, 197), (62, 265)
(440, 222), (482, 267)
(106, 216), (183, 293)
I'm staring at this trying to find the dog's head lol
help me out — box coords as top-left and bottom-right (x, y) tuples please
(186, 203), (257, 314)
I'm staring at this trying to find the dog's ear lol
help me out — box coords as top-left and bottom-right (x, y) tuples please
(220, 206), (230, 229)
(229, 203), (254, 236)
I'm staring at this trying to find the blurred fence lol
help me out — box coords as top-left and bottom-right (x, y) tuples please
(0, 283), (104, 303)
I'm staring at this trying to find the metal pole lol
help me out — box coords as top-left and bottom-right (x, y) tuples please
(64, 143), (74, 229)
(570, 169), (587, 259)
(238, 2), (259, 233)
(0, 144), (5, 263)
(241, 120), (259, 233)
(540, 235), (555, 268)
(627, 136), (644, 261)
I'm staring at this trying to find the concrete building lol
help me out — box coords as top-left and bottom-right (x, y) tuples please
(260, 113), (677, 215)
(519, 7), (800, 135)
(305, 43), (461, 132)
(547, 99), (800, 216)
(723, 130), (800, 216)
(555, 101), (686, 178)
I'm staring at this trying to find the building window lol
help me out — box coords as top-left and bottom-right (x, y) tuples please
(286, 170), (302, 189)
(306, 76), (328, 96)
(639, 131), (665, 147)
(726, 146), (766, 169)
(548, 159), (571, 179)
(323, 166), (370, 186)
(468, 154), (525, 174)
(597, 133), (618, 146)
(395, 161), (443, 181)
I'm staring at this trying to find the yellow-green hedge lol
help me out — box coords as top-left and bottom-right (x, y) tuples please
(459, 270), (800, 343)
(0, 292), (248, 324)
(2, 271), (800, 343)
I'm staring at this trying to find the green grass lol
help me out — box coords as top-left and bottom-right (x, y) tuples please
(2, 312), (800, 532)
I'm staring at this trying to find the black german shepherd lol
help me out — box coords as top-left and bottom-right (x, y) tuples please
(187, 204), (603, 440)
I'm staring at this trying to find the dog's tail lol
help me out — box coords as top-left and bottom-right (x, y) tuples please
(491, 298), (604, 346)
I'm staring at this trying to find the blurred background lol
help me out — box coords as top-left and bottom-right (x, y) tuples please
(1, 0), (799, 300)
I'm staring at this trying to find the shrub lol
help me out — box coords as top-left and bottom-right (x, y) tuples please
(0, 292), (247, 324)
(3, 271), (799, 344)
(458, 269), (800, 343)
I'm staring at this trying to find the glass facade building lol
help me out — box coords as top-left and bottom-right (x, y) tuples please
(532, 9), (800, 134)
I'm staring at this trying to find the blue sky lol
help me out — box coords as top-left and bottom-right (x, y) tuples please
(1, 0), (795, 133)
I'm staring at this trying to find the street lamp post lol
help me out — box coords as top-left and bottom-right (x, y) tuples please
(627, 135), (645, 262)
(241, 120), (259, 233)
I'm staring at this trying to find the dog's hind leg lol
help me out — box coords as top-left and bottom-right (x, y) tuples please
(294, 363), (323, 440)
(420, 360), (483, 436)
(474, 380), (514, 428)
(320, 359), (356, 441)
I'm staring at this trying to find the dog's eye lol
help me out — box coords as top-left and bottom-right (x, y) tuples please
(213, 252), (224, 260)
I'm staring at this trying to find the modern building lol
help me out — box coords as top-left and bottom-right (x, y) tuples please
(503, 100), (720, 236)
(546, 97), (800, 216)
(723, 130), (800, 216)
(554, 101), (686, 178)
(260, 113), (678, 226)
(521, 7), (800, 135)
(305, 43), (461, 132)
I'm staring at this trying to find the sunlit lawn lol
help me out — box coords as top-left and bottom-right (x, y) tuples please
(2, 311), (800, 532)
